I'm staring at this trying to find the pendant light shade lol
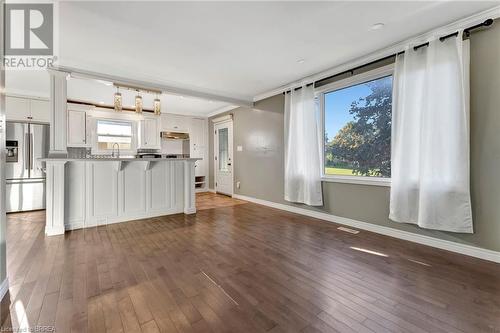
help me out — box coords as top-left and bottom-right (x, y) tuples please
(114, 87), (122, 112)
(153, 94), (161, 115)
(135, 92), (143, 113)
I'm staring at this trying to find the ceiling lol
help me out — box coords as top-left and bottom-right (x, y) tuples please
(67, 78), (230, 116)
(5, 1), (499, 116)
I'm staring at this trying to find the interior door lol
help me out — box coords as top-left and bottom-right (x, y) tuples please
(214, 121), (233, 196)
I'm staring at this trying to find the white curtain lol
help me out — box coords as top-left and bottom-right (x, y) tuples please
(390, 33), (473, 233)
(284, 84), (323, 206)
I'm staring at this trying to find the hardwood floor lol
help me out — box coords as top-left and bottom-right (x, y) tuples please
(1, 193), (500, 332)
(196, 192), (247, 211)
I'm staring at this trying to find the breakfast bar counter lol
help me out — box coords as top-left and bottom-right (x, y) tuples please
(40, 157), (200, 236)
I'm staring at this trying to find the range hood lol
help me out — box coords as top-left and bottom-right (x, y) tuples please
(161, 131), (190, 140)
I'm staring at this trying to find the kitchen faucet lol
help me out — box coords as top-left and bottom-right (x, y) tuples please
(111, 142), (120, 158)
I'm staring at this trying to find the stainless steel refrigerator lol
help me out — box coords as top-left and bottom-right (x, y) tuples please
(6, 122), (49, 212)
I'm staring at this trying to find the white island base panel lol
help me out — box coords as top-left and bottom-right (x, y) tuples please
(43, 159), (197, 236)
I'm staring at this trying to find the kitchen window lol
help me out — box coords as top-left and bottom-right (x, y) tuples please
(96, 119), (134, 151)
(319, 65), (393, 186)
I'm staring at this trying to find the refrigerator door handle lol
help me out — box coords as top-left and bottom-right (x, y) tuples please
(25, 133), (30, 171)
(30, 132), (34, 171)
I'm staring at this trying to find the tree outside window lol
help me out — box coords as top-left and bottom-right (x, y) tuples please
(324, 75), (392, 178)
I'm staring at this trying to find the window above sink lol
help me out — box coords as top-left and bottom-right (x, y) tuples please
(96, 119), (133, 151)
(91, 118), (138, 155)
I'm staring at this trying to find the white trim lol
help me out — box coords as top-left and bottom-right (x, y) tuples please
(319, 65), (394, 185)
(315, 64), (394, 94)
(232, 194), (500, 264)
(64, 207), (183, 231)
(45, 226), (65, 236)
(254, 5), (500, 101)
(5, 88), (50, 99)
(211, 114), (233, 124)
(5, 92), (49, 101)
(207, 105), (239, 118)
(0, 279), (8, 302)
(321, 176), (391, 187)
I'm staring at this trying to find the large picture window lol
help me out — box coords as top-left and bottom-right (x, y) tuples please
(321, 66), (393, 184)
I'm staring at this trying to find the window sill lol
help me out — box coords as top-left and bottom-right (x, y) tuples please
(321, 175), (391, 187)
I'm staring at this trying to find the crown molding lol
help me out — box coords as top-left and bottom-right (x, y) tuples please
(253, 5), (500, 102)
(206, 104), (240, 118)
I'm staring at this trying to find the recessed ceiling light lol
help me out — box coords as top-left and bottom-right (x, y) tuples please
(179, 95), (185, 99)
(370, 23), (385, 31)
(297, 59), (305, 64)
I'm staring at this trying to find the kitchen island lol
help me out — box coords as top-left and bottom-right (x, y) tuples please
(40, 157), (200, 236)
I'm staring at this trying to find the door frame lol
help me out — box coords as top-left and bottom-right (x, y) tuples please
(213, 118), (233, 196)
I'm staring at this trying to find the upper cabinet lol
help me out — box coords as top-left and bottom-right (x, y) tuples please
(30, 99), (51, 123)
(188, 118), (207, 178)
(6, 96), (50, 123)
(67, 104), (94, 148)
(138, 116), (161, 149)
(161, 114), (189, 132)
(67, 109), (88, 147)
(190, 118), (206, 147)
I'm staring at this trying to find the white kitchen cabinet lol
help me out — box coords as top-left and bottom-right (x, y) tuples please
(67, 109), (88, 147)
(190, 118), (206, 148)
(187, 118), (208, 188)
(6, 96), (50, 123)
(189, 118), (206, 177)
(30, 99), (51, 123)
(161, 113), (189, 132)
(139, 117), (161, 149)
(6, 96), (31, 121)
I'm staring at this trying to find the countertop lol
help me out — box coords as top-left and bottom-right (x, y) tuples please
(40, 156), (201, 162)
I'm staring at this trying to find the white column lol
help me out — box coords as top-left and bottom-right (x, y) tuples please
(183, 160), (196, 214)
(45, 160), (67, 236)
(48, 69), (69, 156)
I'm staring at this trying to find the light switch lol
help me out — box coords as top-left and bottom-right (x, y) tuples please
(237, 145), (243, 151)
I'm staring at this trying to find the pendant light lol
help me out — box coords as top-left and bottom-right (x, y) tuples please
(135, 91), (143, 113)
(153, 93), (161, 115)
(113, 86), (122, 112)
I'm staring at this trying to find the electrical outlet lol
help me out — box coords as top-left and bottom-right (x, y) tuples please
(237, 145), (243, 152)
(236, 181), (241, 189)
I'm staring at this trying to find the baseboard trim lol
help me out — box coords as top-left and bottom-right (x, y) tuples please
(184, 208), (197, 215)
(208, 188), (216, 193)
(45, 225), (65, 236)
(0, 278), (9, 302)
(233, 194), (500, 264)
(64, 208), (185, 231)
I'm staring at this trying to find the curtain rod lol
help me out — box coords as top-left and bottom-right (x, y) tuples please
(284, 19), (493, 94)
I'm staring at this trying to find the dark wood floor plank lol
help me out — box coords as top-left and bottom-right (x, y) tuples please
(3, 193), (500, 333)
